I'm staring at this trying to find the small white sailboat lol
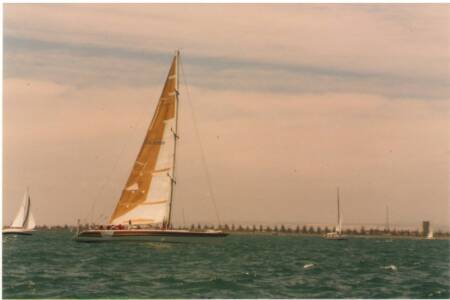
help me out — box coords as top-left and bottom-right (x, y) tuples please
(3, 189), (36, 235)
(324, 187), (347, 240)
(75, 51), (227, 242)
(426, 228), (434, 239)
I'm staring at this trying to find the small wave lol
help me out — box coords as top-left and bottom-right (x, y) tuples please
(145, 243), (171, 250)
(382, 265), (397, 271)
(303, 263), (315, 269)
(428, 290), (443, 297)
(241, 271), (256, 277)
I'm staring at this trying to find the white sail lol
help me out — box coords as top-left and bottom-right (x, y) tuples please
(110, 52), (179, 226)
(11, 191), (31, 228)
(26, 212), (36, 230)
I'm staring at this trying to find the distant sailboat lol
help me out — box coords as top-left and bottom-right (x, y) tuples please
(75, 51), (227, 242)
(3, 189), (36, 235)
(426, 228), (434, 240)
(324, 188), (347, 240)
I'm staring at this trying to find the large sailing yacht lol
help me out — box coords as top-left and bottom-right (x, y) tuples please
(75, 51), (227, 242)
(324, 188), (347, 240)
(3, 189), (36, 235)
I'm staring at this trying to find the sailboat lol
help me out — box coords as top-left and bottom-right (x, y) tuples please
(75, 51), (227, 242)
(324, 188), (347, 240)
(3, 189), (36, 235)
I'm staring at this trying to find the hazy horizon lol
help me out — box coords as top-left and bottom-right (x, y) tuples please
(3, 4), (449, 230)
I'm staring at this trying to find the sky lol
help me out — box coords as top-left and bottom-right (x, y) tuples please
(3, 4), (449, 230)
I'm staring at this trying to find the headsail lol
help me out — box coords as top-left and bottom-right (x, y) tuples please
(109, 52), (179, 226)
(11, 190), (31, 228)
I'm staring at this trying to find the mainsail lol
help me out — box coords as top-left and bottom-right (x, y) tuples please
(109, 52), (179, 226)
(11, 190), (35, 230)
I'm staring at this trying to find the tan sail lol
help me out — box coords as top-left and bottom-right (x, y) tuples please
(109, 52), (179, 226)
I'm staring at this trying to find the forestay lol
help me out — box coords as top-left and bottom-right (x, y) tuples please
(109, 53), (179, 226)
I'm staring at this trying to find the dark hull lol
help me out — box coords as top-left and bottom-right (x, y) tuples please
(75, 229), (228, 243)
(3, 230), (33, 235)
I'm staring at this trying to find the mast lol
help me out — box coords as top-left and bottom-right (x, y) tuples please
(166, 50), (180, 228)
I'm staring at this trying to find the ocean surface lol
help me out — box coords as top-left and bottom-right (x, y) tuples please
(3, 231), (449, 299)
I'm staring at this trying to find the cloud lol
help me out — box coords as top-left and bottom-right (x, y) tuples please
(4, 4), (450, 99)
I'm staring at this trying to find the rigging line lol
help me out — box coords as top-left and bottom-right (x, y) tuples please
(180, 56), (222, 226)
(88, 93), (154, 225)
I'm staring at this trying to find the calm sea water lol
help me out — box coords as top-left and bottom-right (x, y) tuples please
(3, 231), (449, 299)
